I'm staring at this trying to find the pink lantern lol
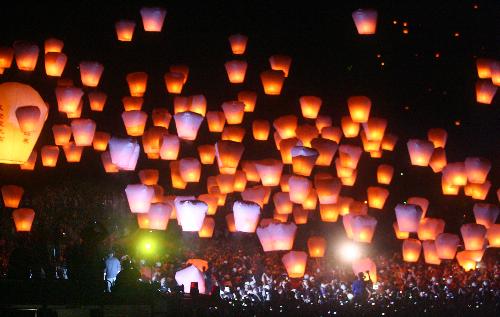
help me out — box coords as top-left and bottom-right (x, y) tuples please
(45, 52), (67, 77)
(175, 265), (206, 294)
(486, 224), (500, 247)
(435, 233), (460, 259)
(464, 157), (491, 184)
(256, 222), (297, 252)
(175, 199), (207, 232)
(351, 215), (377, 243)
(228, 34), (248, 55)
(137, 203), (172, 230)
(174, 111), (204, 141)
(13, 41), (39, 71)
(460, 223), (486, 251)
(315, 177), (342, 204)
(108, 137), (140, 170)
(407, 197), (429, 219)
(473, 203), (499, 229)
(402, 238), (421, 262)
(407, 139), (434, 166)
(221, 101), (245, 124)
(352, 9), (378, 35)
(79, 61), (104, 87)
(125, 184), (154, 213)
(475, 79), (497, 104)
(253, 159), (283, 186)
(179, 158), (201, 183)
(71, 118), (96, 146)
(395, 204), (423, 232)
(140, 7), (167, 32)
(224, 60), (247, 84)
(115, 20), (136, 41)
(55, 86), (84, 114)
(233, 200), (261, 233)
(422, 240), (441, 265)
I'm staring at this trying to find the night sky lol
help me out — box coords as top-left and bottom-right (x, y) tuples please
(0, 1), (498, 252)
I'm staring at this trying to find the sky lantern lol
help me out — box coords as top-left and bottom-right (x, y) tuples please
(279, 138), (300, 164)
(321, 126), (343, 143)
(351, 215), (377, 243)
(273, 192), (293, 215)
(13, 41), (39, 71)
(175, 199), (207, 232)
(422, 240), (441, 265)
(198, 217), (215, 238)
(66, 99), (83, 119)
(461, 223), (486, 251)
(169, 161), (187, 189)
(126, 72), (148, 97)
(307, 236), (326, 258)
(252, 119), (270, 140)
(20, 150), (37, 170)
(40, 145), (59, 167)
(257, 221), (297, 252)
(340, 169), (358, 186)
(228, 34), (248, 54)
(206, 111), (226, 133)
(179, 158), (201, 183)
(253, 159), (283, 187)
(175, 265), (206, 294)
(274, 115), (298, 139)
(142, 127), (167, 159)
(465, 181), (491, 200)
(407, 197), (429, 219)
(352, 257), (377, 283)
(0, 47), (14, 69)
(429, 147), (447, 173)
(237, 90), (257, 112)
(316, 115), (332, 131)
(315, 177), (342, 204)
(0, 83), (48, 164)
(320, 203), (339, 222)
(225, 60), (247, 83)
(140, 7), (167, 32)
(299, 96), (322, 119)
(402, 238), (421, 262)
(427, 128), (447, 148)
(173, 111), (204, 141)
(475, 79), (497, 104)
(44, 52), (67, 77)
(302, 189), (318, 210)
(280, 174), (291, 192)
(164, 72), (185, 94)
(159, 134), (180, 160)
(137, 202), (171, 230)
(241, 186), (267, 208)
(79, 61), (104, 87)
(442, 162), (467, 186)
(215, 140), (244, 175)
(377, 164), (394, 185)
(242, 161), (261, 182)
(381, 133), (398, 151)
(367, 186), (389, 209)
(55, 86), (83, 114)
(122, 96), (143, 111)
(435, 233), (460, 259)
(125, 184), (154, 213)
(337, 196), (353, 216)
(347, 96), (371, 123)
(491, 61), (500, 85)
(393, 222), (410, 239)
(360, 130), (381, 152)
(71, 118), (96, 146)
(395, 204), (423, 232)
(44, 38), (64, 53)
(417, 218), (445, 241)
(87, 91), (107, 112)
(12, 208), (35, 232)
(170, 65), (189, 84)
(442, 179), (460, 195)
(121, 110), (147, 136)
(338, 145), (362, 170)
(291, 146), (318, 176)
(197, 144), (215, 165)
(456, 251), (477, 272)
(464, 157), (491, 184)
(269, 55), (292, 77)
(288, 176), (313, 205)
(260, 70), (285, 95)
(233, 200), (261, 233)
(108, 137), (140, 170)
(152, 108), (171, 129)
(222, 101), (245, 124)
(282, 251), (307, 278)
(295, 124), (319, 147)
(352, 8), (378, 35)
(222, 126), (245, 142)
(62, 142), (83, 162)
(186, 95), (207, 117)
(216, 174), (235, 194)
(198, 194), (218, 216)
(92, 131), (110, 151)
(362, 117), (387, 142)
(473, 203), (499, 229)
(115, 20), (136, 41)
(1, 185), (24, 208)
(293, 205), (308, 224)
(476, 58), (493, 78)
(486, 224), (500, 247)
(101, 151), (119, 173)
(407, 139), (434, 166)
(139, 169), (159, 186)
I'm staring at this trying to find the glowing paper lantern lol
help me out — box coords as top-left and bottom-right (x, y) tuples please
(108, 137), (140, 170)
(295, 124), (319, 148)
(288, 176), (312, 204)
(321, 126), (342, 144)
(197, 144), (215, 165)
(1, 185), (24, 208)
(393, 222), (409, 239)
(269, 55), (292, 77)
(62, 142), (83, 162)
(464, 157), (491, 184)
(427, 128), (447, 148)
(395, 204), (423, 232)
(79, 61), (103, 87)
(407, 139), (434, 166)
(365, 186), (388, 209)
(170, 161), (187, 189)
(316, 177), (342, 204)
(461, 223), (486, 251)
(417, 218), (445, 241)
(101, 151), (118, 173)
(12, 208), (35, 232)
(226, 213), (236, 232)
(140, 7), (167, 32)
(152, 108), (171, 128)
(476, 58), (493, 78)
(254, 159), (283, 186)
(137, 203), (172, 230)
(475, 79), (497, 104)
(274, 115), (298, 139)
(233, 200), (261, 233)
(228, 34), (248, 54)
(44, 38), (63, 53)
(215, 140), (244, 175)
(302, 189), (318, 210)
(0, 47), (14, 69)
(486, 224), (500, 247)
(70, 119), (96, 146)
(293, 205), (309, 224)
(260, 70), (285, 95)
(252, 120), (270, 140)
(299, 96), (322, 119)
(242, 161), (261, 183)
(198, 217), (215, 238)
(352, 9), (378, 35)
(222, 101), (245, 124)
(174, 111), (204, 141)
(92, 131), (110, 151)
(362, 117), (386, 142)
(55, 86), (84, 114)
(122, 110), (147, 136)
(88, 91), (107, 112)
(273, 192), (292, 215)
(402, 238), (421, 262)
(282, 251), (307, 278)
(377, 164), (394, 185)
(319, 204), (339, 222)
(224, 60), (247, 84)
(347, 96), (371, 123)
(125, 184), (154, 213)
(310, 138), (337, 167)
(442, 162), (467, 186)
(179, 158), (201, 183)
(352, 257), (377, 283)
(465, 181), (491, 200)
(198, 194), (218, 216)
(122, 96), (143, 111)
(307, 236), (326, 258)
(126, 72), (148, 97)
(473, 203), (499, 229)
(40, 145), (59, 167)
(256, 221), (297, 252)
(429, 147), (447, 173)
(291, 146), (318, 176)
(435, 233), (460, 259)
(160, 135), (180, 160)
(205, 111), (225, 133)
(44, 52), (67, 77)
(137, 169), (159, 186)
(142, 127), (167, 159)
(338, 145), (362, 169)
(238, 90), (257, 112)
(352, 215), (378, 243)
(115, 20), (136, 41)
(175, 199), (207, 232)
(13, 41), (39, 71)
(216, 174), (235, 194)
(234, 170), (248, 192)
(407, 197), (429, 219)
(164, 72), (184, 94)
(19, 149), (36, 170)
(422, 240), (441, 265)
(492, 61), (500, 86)
(456, 251), (476, 272)
(175, 265), (206, 294)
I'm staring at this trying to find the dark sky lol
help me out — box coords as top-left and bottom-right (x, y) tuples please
(0, 1), (499, 251)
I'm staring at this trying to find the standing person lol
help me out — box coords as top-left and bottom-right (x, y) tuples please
(104, 251), (121, 292)
(352, 271), (371, 304)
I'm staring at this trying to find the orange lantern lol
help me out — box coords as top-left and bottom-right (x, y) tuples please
(427, 128), (448, 148)
(170, 65), (189, 84)
(100, 151), (118, 173)
(435, 233), (460, 259)
(442, 162), (467, 186)
(142, 127), (167, 159)
(429, 147), (447, 173)
(491, 61), (500, 86)
(13, 41), (39, 71)
(351, 215), (377, 243)
(41, 145), (59, 167)
(139, 169), (159, 185)
(122, 96), (143, 111)
(92, 131), (110, 151)
(269, 55), (292, 77)
(224, 60), (247, 84)
(352, 9), (378, 35)
(20, 150), (37, 170)
(456, 251), (477, 272)
(473, 203), (499, 229)
(197, 144), (215, 164)
(367, 186), (389, 209)
(422, 240), (441, 265)
(79, 61), (104, 87)
(88, 91), (107, 112)
(395, 203), (423, 232)
(216, 174), (235, 194)
(381, 133), (398, 151)
(302, 188), (318, 210)
(315, 177), (342, 204)
(274, 115), (298, 139)
(362, 117), (386, 142)
(475, 79), (497, 104)
(254, 159), (283, 186)
(476, 58), (493, 78)
(234, 171), (248, 192)
(307, 236), (326, 258)
(260, 70), (285, 95)
(299, 96), (322, 119)
(238, 90), (257, 112)
(198, 194), (218, 216)
(321, 126), (343, 143)
(486, 224), (500, 247)
(44, 38), (64, 53)
(55, 86), (84, 114)
(152, 108), (171, 128)
(316, 115), (332, 131)
(187, 94), (206, 116)
(282, 251), (307, 278)
(51, 124), (71, 146)
(175, 96), (189, 114)
(273, 192), (293, 215)
(222, 101), (245, 124)
(170, 161), (187, 189)
(228, 34), (248, 54)
(319, 203), (339, 222)
(242, 161), (261, 182)
(461, 223), (486, 251)
(377, 164), (394, 185)
(115, 20), (136, 41)
(140, 7), (167, 32)
(137, 203), (171, 230)
(221, 126), (246, 144)
(407, 139), (434, 166)
(1, 185), (24, 208)
(393, 221), (409, 239)
(164, 72), (184, 94)
(0, 47), (14, 69)
(121, 111), (147, 136)
(252, 120), (270, 140)
(338, 145), (362, 170)
(62, 142), (83, 162)
(360, 130), (381, 152)
(71, 118), (96, 146)
(198, 217), (215, 238)
(12, 208), (35, 232)
(442, 179), (460, 196)
(337, 196), (354, 216)
(226, 213), (236, 232)
(464, 157), (491, 184)
(159, 134), (180, 160)
(417, 218), (445, 241)
(179, 158), (201, 183)
(206, 111), (226, 133)
(215, 140), (244, 175)
(347, 96), (371, 123)
(465, 181), (491, 200)
(280, 174), (291, 192)
(291, 146), (318, 176)
(295, 124), (319, 147)
(402, 238), (421, 262)
(241, 186), (267, 208)
(173, 111), (204, 140)
(44, 52), (67, 77)
(126, 72), (148, 97)
(293, 205), (309, 224)
(277, 138), (299, 164)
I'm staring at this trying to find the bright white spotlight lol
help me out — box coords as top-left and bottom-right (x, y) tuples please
(339, 241), (361, 262)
